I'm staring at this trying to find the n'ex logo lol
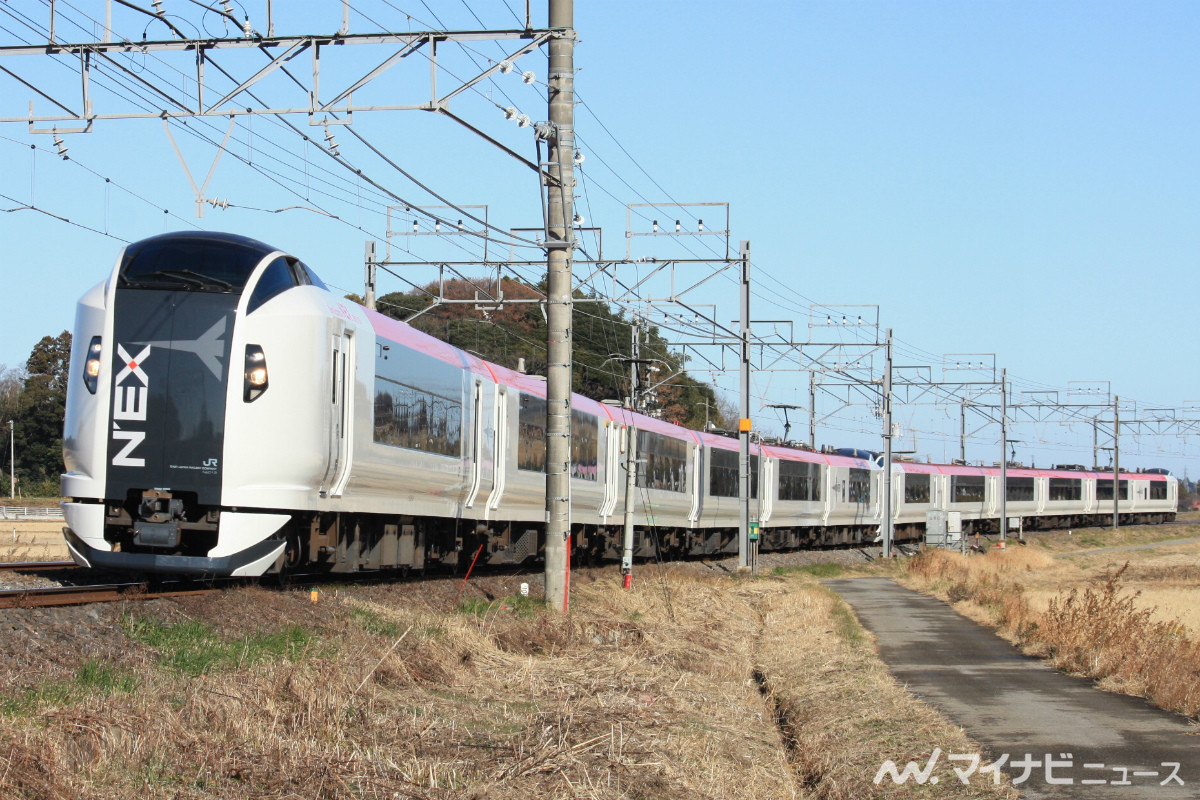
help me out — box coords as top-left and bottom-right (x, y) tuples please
(111, 344), (150, 467)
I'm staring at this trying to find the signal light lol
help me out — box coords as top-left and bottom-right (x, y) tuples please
(244, 345), (268, 402)
(83, 336), (102, 394)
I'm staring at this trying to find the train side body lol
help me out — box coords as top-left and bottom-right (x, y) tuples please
(61, 233), (1178, 578)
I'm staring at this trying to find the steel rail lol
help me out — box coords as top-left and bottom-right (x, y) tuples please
(0, 582), (218, 609)
(0, 560), (79, 573)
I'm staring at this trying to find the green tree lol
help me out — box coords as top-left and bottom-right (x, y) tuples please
(14, 331), (71, 495)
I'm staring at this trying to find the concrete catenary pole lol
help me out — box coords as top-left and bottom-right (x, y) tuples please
(738, 242), (751, 570)
(1113, 395), (1120, 530)
(543, 0), (574, 611)
(1000, 367), (1007, 543)
(881, 329), (893, 558)
(621, 315), (640, 589)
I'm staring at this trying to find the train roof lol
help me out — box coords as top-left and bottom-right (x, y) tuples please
(894, 461), (1169, 481)
(361, 307), (1173, 479)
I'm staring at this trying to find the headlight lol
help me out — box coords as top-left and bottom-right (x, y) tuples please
(244, 345), (268, 402)
(83, 336), (102, 394)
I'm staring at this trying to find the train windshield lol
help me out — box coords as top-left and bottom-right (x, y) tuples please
(117, 232), (279, 292)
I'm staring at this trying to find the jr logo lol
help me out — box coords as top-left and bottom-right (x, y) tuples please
(111, 344), (151, 467)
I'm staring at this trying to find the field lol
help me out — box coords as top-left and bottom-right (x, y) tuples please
(0, 561), (1019, 799)
(0, 519), (68, 562)
(895, 514), (1200, 718)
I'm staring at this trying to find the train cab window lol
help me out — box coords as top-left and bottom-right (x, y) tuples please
(1006, 477), (1035, 502)
(951, 475), (985, 503)
(1048, 478), (1082, 501)
(1096, 480), (1128, 500)
(295, 260), (328, 290)
(247, 257), (300, 313)
(904, 473), (930, 503)
(117, 231), (275, 292)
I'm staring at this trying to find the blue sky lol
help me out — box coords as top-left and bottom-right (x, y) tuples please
(0, 1), (1196, 474)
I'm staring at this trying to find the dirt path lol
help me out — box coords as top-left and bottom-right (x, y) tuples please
(826, 577), (1197, 800)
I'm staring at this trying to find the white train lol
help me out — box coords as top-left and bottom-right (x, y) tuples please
(60, 232), (1178, 577)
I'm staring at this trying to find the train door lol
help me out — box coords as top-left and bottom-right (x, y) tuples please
(758, 457), (774, 525)
(486, 386), (508, 512)
(600, 421), (622, 519)
(687, 444), (703, 523)
(321, 327), (355, 498)
(463, 380), (494, 510)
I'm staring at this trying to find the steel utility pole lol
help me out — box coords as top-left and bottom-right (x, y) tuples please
(1113, 395), (1120, 530)
(621, 316), (641, 589)
(881, 329), (894, 558)
(809, 375), (817, 449)
(960, 398), (967, 463)
(1000, 367), (1007, 543)
(543, 0), (575, 612)
(738, 242), (752, 571)
(7, 420), (13, 499)
(364, 242), (377, 311)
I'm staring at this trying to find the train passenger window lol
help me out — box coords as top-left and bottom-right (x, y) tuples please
(848, 468), (871, 504)
(708, 449), (759, 498)
(1096, 480), (1128, 500)
(778, 460), (820, 502)
(637, 431), (689, 493)
(1150, 482), (1168, 500)
(570, 410), (598, 481)
(1005, 477), (1034, 502)
(247, 257), (299, 313)
(1048, 478), (1082, 501)
(517, 394), (547, 473)
(951, 475), (985, 503)
(373, 376), (462, 457)
(904, 473), (930, 503)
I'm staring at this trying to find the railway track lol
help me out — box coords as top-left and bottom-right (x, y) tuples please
(0, 560), (79, 574)
(0, 582), (220, 609)
(0, 561), (223, 609)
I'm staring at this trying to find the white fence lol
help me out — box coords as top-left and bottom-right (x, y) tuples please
(0, 506), (64, 520)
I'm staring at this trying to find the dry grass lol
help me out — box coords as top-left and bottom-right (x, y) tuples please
(752, 580), (1017, 799)
(900, 531), (1200, 719)
(0, 521), (68, 562)
(1034, 565), (1200, 715)
(0, 564), (1015, 799)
